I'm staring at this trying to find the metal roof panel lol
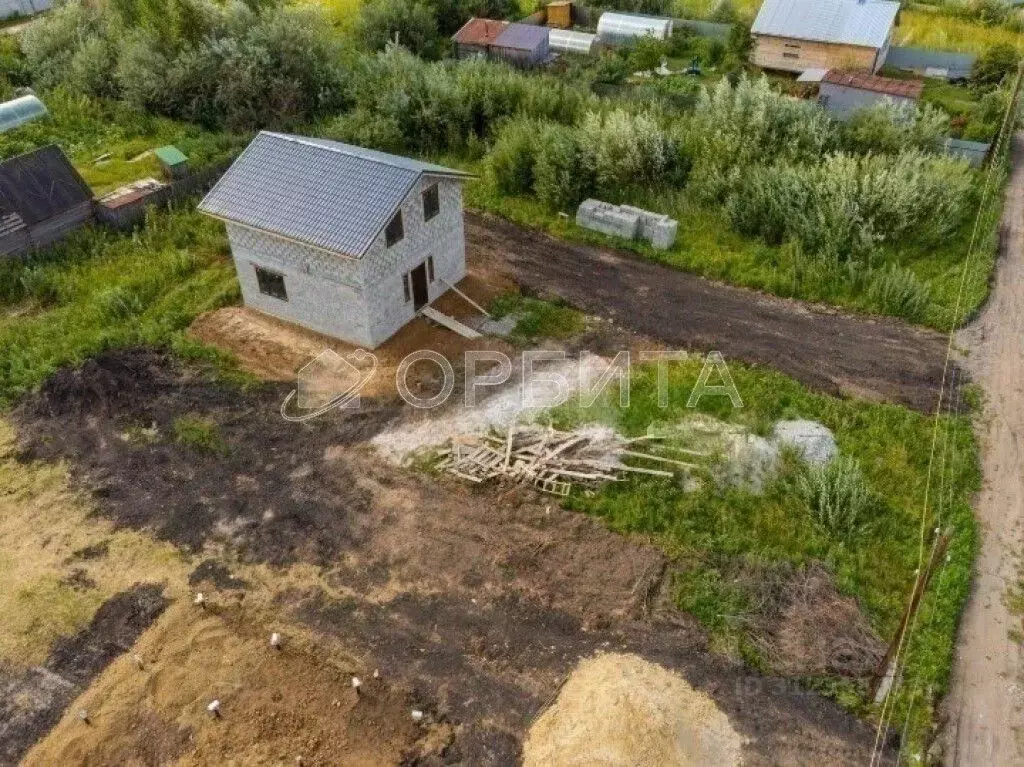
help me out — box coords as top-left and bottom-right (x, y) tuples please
(752, 0), (899, 49)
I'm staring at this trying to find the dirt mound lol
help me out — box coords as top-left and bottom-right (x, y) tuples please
(523, 653), (744, 766)
(31, 349), (179, 417)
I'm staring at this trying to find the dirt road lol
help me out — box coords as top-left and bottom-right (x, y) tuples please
(945, 135), (1024, 765)
(467, 213), (951, 413)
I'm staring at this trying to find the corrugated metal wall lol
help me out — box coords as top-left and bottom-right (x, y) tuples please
(885, 46), (976, 79)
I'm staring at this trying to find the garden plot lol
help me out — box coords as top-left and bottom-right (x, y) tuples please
(5, 348), (895, 764)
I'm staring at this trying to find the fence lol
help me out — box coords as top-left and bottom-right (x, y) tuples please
(885, 46), (976, 80)
(673, 18), (732, 39)
(939, 137), (991, 167)
(95, 162), (229, 230)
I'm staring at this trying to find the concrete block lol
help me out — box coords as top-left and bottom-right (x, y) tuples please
(576, 199), (641, 240)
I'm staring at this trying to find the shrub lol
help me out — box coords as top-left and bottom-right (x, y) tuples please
(628, 37), (667, 73)
(489, 117), (542, 194)
(577, 109), (672, 194)
(534, 124), (593, 210)
(359, 0), (441, 58)
(866, 265), (932, 322)
(841, 102), (949, 155)
(685, 75), (837, 202)
(797, 456), (872, 540)
(971, 43), (1021, 90)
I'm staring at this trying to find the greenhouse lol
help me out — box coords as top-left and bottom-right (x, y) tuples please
(0, 95), (48, 133)
(549, 29), (597, 56)
(596, 12), (673, 44)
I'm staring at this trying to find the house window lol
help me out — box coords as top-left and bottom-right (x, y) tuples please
(427, 256), (435, 282)
(385, 211), (404, 247)
(783, 52), (800, 59)
(254, 265), (287, 301)
(423, 184), (440, 222)
(403, 273), (411, 303)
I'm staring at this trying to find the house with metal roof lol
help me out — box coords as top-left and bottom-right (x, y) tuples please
(0, 145), (93, 258)
(0, 0), (50, 20)
(452, 18), (550, 67)
(198, 132), (473, 348)
(751, 0), (900, 74)
(816, 69), (923, 119)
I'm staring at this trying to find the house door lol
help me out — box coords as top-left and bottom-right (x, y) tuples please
(410, 263), (429, 311)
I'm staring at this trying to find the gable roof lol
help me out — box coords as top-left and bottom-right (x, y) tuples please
(0, 145), (92, 228)
(198, 132), (471, 258)
(822, 69), (924, 99)
(494, 22), (549, 51)
(752, 0), (900, 49)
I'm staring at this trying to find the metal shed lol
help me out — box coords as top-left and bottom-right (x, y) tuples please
(492, 23), (550, 67)
(0, 95), (48, 133)
(154, 145), (189, 180)
(596, 12), (673, 44)
(549, 29), (597, 56)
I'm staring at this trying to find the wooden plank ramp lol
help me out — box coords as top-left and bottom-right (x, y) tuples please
(420, 305), (482, 339)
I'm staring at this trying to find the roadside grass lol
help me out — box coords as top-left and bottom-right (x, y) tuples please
(896, 9), (1024, 54)
(489, 291), (587, 343)
(0, 207), (241, 407)
(462, 167), (1003, 332)
(549, 357), (979, 751)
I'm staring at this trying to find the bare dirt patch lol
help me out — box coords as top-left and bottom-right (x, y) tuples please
(0, 584), (167, 766)
(468, 212), (952, 413)
(10, 349), (897, 765)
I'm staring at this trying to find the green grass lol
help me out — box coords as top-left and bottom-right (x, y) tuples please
(0, 207), (240, 407)
(462, 163), (1003, 332)
(308, 0), (363, 30)
(549, 356), (980, 754)
(489, 291), (587, 343)
(896, 9), (1024, 54)
(172, 414), (228, 454)
(0, 89), (250, 194)
(674, 0), (761, 21)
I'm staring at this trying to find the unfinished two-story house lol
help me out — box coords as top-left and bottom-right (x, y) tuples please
(198, 132), (472, 349)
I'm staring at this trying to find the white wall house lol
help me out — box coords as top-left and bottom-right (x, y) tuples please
(199, 132), (472, 349)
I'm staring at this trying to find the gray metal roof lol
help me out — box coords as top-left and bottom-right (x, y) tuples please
(198, 132), (470, 258)
(752, 0), (899, 49)
(494, 22), (549, 51)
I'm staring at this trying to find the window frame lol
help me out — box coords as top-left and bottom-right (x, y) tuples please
(254, 265), (288, 301)
(403, 272), (412, 303)
(422, 183), (440, 222)
(427, 256), (435, 283)
(385, 210), (404, 248)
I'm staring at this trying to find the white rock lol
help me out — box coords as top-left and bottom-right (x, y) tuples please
(770, 420), (838, 466)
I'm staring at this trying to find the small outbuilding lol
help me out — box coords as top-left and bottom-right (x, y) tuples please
(154, 145), (189, 180)
(546, 0), (573, 28)
(0, 145), (93, 258)
(452, 18), (550, 67)
(817, 69), (923, 119)
(596, 12), (673, 45)
(198, 132), (473, 349)
(751, 0), (900, 74)
(0, 94), (48, 133)
(549, 29), (597, 56)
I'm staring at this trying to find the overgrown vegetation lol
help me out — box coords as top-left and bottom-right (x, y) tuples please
(550, 357), (980, 755)
(489, 291), (586, 342)
(0, 208), (238, 407)
(172, 414), (228, 454)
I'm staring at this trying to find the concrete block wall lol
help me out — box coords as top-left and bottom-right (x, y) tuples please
(226, 223), (374, 347)
(362, 177), (467, 347)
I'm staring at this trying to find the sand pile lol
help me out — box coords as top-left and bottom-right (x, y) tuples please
(523, 653), (744, 767)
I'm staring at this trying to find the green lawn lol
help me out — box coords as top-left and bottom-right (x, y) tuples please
(548, 356), (980, 756)
(896, 9), (1024, 54)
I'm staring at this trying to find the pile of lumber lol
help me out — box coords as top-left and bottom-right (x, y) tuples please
(435, 424), (704, 496)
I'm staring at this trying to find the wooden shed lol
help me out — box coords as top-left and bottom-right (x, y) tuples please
(546, 1), (573, 29)
(452, 18), (550, 68)
(0, 145), (93, 259)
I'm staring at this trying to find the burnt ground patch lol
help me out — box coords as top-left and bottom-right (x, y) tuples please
(11, 349), (896, 765)
(0, 584), (168, 766)
(16, 348), (399, 567)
